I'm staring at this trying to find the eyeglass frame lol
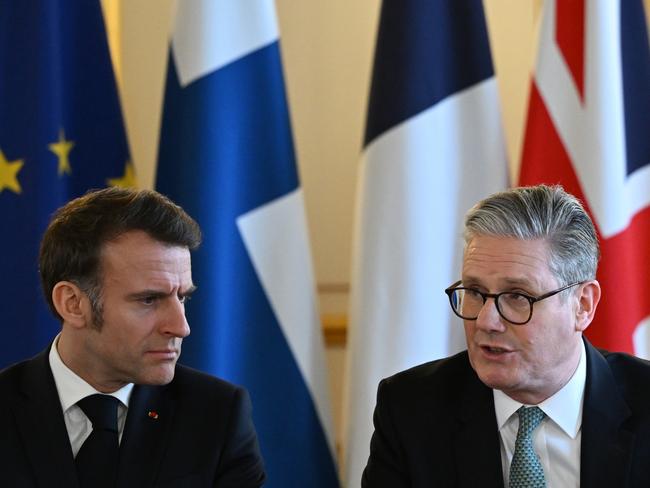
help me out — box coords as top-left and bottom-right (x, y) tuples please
(444, 280), (586, 325)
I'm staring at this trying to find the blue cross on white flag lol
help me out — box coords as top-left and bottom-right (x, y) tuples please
(156, 2), (339, 486)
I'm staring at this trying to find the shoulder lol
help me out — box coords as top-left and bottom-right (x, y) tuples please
(585, 340), (650, 418)
(139, 365), (256, 449)
(168, 363), (249, 407)
(0, 350), (49, 394)
(596, 348), (650, 400)
(142, 367), (265, 486)
(0, 359), (24, 385)
(0, 361), (24, 400)
(363, 350), (494, 486)
(172, 363), (244, 392)
(380, 350), (473, 391)
(375, 350), (476, 410)
(599, 348), (650, 374)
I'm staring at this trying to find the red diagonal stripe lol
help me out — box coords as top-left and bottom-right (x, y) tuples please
(556, 0), (586, 101)
(596, 210), (650, 352)
(519, 82), (650, 353)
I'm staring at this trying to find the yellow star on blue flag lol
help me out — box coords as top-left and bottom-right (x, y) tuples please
(0, 2), (131, 368)
(48, 128), (75, 176)
(108, 162), (137, 188)
(0, 149), (24, 194)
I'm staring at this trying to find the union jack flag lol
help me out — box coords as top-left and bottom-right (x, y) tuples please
(519, 0), (650, 355)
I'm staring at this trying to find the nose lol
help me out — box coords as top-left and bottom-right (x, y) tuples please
(161, 297), (191, 338)
(474, 297), (506, 333)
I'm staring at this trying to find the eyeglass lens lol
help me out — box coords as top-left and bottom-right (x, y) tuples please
(449, 289), (531, 324)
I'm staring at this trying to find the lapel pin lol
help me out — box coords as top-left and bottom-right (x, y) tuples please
(148, 410), (159, 420)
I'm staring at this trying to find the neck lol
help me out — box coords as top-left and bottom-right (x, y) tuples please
(57, 330), (126, 393)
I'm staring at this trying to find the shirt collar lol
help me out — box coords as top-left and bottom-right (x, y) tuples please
(49, 335), (134, 413)
(493, 339), (586, 438)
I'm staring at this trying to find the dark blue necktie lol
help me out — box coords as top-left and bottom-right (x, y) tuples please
(75, 394), (120, 488)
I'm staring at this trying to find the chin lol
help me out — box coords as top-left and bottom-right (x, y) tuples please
(139, 367), (176, 386)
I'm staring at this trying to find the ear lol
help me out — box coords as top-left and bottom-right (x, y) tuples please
(51, 281), (92, 329)
(574, 280), (601, 332)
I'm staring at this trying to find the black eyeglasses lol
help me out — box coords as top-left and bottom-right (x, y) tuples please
(444, 280), (585, 325)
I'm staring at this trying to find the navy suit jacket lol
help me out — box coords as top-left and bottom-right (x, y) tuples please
(0, 348), (265, 487)
(362, 339), (650, 487)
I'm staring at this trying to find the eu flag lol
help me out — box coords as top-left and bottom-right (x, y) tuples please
(0, 0), (132, 368)
(156, 1), (339, 486)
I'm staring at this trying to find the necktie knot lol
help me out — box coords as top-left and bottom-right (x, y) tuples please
(517, 406), (545, 437)
(77, 394), (119, 433)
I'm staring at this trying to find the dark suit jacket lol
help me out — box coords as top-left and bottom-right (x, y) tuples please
(362, 339), (650, 487)
(0, 348), (266, 487)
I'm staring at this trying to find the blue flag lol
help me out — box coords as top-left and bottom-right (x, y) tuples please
(0, 0), (132, 368)
(156, 2), (339, 486)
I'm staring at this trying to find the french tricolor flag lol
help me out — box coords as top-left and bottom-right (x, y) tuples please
(518, 0), (650, 355)
(155, 2), (339, 486)
(344, 1), (508, 485)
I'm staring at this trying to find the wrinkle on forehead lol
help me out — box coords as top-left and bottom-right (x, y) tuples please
(462, 236), (553, 290)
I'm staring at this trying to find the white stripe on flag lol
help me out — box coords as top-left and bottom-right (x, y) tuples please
(345, 77), (508, 487)
(237, 188), (337, 456)
(535, 0), (650, 237)
(171, 0), (279, 87)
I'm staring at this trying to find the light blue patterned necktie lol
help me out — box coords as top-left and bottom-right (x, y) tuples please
(509, 406), (547, 488)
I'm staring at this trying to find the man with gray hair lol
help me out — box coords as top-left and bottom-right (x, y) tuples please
(362, 185), (650, 487)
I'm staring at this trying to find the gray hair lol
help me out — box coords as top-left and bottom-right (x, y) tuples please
(464, 185), (600, 284)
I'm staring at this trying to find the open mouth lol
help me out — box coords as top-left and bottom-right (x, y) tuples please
(481, 345), (512, 355)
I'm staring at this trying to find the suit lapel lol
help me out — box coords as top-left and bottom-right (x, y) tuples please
(580, 340), (634, 487)
(13, 349), (79, 488)
(117, 383), (175, 487)
(453, 366), (504, 487)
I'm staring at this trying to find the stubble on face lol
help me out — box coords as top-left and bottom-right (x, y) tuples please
(73, 231), (193, 392)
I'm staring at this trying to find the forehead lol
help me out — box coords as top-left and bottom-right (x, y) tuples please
(462, 235), (555, 288)
(99, 231), (191, 278)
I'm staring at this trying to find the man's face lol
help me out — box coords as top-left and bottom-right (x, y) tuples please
(78, 230), (194, 392)
(462, 235), (587, 404)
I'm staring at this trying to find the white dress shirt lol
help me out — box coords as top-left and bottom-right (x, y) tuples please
(494, 340), (586, 488)
(49, 337), (134, 457)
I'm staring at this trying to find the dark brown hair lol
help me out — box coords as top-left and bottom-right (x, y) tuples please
(39, 187), (202, 323)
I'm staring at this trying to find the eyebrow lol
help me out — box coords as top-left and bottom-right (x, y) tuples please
(500, 278), (535, 287)
(461, 276), (536, 288)
(181, 285), (198, 296)
(128, 285), (198, 301)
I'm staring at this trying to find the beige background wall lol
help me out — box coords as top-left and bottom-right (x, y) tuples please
(102, 0), (650, 465)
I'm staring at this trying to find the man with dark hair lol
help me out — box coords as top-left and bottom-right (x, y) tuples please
(362, 185), (650, 487)
(0, 187), (266, 487)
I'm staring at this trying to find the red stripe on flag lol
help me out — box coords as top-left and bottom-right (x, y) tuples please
(594, 210), (650, 353)
(519, 83), (584, 197)
(556, 0), (585, 101)
(520, 83), (650, 353)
